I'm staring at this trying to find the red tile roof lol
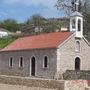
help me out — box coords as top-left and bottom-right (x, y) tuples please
(1, 32), (73, 51)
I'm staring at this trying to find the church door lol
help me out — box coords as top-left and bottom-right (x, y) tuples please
(31, 57), (35, 76)
(75, 57), (80, 70)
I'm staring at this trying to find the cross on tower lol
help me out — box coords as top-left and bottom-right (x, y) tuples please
(72, 0), (80, 11)
(75, 0), (80, 11)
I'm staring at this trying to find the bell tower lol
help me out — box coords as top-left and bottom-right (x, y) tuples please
(70, 0), (83, 38)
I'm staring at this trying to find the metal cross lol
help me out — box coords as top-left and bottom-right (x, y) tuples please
(75, 0), (80, 11)
(72, 0), (80, 11)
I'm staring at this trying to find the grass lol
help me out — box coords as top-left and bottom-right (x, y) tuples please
(0, 36), (18, 49)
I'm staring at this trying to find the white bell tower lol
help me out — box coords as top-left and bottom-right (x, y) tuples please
(70, 0), (83, 38)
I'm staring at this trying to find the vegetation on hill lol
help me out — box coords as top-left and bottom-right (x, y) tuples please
(0, 19), (20, 32)
(0, 36), (18, 49)
(21, 15), (69, 35)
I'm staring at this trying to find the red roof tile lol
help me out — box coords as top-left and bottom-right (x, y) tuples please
(1, 32), (73, 51)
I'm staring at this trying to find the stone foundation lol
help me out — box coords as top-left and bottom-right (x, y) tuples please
(63, 70), (90, 80)
(0, 75), (89, 90)
(0, 75), (64, 90)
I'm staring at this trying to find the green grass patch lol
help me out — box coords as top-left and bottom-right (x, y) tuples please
(0, 36), (18, 49)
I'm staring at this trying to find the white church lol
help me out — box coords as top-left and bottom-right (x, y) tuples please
(0, 0), (90, 79)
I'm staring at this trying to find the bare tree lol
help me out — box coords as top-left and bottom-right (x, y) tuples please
(56, 0), (90, 16)
(56, 0), (90, 41)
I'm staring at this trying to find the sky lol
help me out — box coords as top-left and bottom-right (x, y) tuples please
(0, 0), (65, 23)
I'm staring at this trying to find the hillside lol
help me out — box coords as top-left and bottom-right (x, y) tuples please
(0, 37), (17, 49)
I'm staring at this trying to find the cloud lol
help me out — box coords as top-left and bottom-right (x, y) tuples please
(3, 0), (58, 18)
(1, 0), (62, 22)
(3, 0), (57, 10)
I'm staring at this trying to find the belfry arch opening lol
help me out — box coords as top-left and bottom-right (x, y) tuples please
(78, 19), (81, 31)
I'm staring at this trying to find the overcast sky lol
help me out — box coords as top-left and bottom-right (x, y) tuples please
(0, 0), (65, 22)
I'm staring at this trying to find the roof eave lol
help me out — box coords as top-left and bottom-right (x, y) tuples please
(0, 47), (57, 52)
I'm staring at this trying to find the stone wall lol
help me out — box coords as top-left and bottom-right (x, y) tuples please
(0, 49), (57, 79)
(63, 70), (90, 80)
(0, 75), (64, 90)
(57, 35), (90, 75)
(65, 80), (88, 90)
(0, 75), (88, 90)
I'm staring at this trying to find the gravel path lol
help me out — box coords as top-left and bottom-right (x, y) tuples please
(0, 84), (57, 90)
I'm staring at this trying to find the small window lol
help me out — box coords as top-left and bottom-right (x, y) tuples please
(76, 41), (80, 52)
(43, 56), (48, 68)
(19, 57), (24, 68)
(9, 57), (13, 67)
(78, 19), (81, 31)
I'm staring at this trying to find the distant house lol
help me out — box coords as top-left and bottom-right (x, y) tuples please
(0, 28), (11, 38)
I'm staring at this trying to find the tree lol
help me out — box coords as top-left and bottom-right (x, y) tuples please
(84, 13), (90, 41)
(21, 14), (47, 35)
(56, 0), (90, 15)
(21, 14), (69, 35)
(26, 14), (46, 27)
(0, 19), (20, 32)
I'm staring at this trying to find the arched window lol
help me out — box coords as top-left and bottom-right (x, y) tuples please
(75, 57), (80, 70)
(31, 56), (36, 76)
(76, 41), (80, 52)
(19, 57), (24, 67)
(43, 56), (48, 68)
(9, 57), (13, 67)
(78, 19), (81, 31)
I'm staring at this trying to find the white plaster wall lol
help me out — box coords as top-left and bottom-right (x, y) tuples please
(0, 31), (8, 38)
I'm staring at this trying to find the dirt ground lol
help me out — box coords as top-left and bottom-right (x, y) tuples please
(0, 84), (57, 90)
